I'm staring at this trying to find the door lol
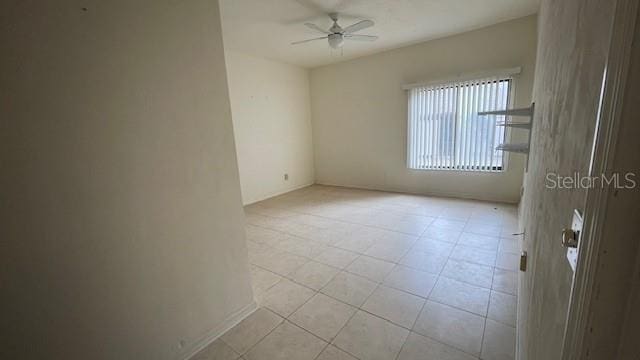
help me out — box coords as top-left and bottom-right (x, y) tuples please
(516, 1), (617, 359)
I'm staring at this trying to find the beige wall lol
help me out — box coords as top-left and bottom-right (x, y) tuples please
(225, 52), (315, 204)
(310, 15), (538, 203)
(1, 1), (254, 359)
(517, 0), (615, 359)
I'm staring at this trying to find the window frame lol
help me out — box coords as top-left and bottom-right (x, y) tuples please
(405, 75), (516, 173)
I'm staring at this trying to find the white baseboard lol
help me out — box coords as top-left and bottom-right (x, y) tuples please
(179, 301), (257, 360)
(243, 182), (315, 205)
(315, 181), (519, 204)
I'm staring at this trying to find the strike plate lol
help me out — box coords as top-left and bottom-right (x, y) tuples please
(520, 251), (527, 272)
(566, 209), (583, 272)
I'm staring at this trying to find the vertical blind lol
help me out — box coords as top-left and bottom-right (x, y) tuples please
(407, 76), (511, 171)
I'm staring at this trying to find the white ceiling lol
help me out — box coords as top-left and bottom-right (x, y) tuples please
(219, 0), (539, 68)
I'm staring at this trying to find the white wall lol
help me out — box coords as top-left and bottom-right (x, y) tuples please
(310, 15), (538, 203)
(1, 1), (254, 359)
(225, 51), (315, 204)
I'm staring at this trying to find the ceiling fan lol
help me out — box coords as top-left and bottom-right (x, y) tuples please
(292, 13), (378, 49)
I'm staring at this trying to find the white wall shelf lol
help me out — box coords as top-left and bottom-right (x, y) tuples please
(496, 121), (532, 129)
(496, 143), (530, 153)
(478, 102), (535, 156)
(478, 105), (534, 117)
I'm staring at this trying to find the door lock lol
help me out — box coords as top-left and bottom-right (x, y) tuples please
(562, 228), (579, 248)
(565, 210), (583, 272)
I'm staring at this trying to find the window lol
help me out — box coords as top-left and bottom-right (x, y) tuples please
(407, 76), (511, 171)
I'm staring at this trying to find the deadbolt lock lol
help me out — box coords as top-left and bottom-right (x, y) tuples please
(562, 228), (579, 248)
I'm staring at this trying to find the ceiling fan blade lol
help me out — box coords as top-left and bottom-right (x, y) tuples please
(304, 22), (330, 34)
(343, 19), (374, 34)
(344, 34), (378, 41)
(291, 36), (328, 45)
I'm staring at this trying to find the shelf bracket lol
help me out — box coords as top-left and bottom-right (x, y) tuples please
(478, 102), (535, 169)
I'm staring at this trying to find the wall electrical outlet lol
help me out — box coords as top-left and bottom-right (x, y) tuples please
(284, 173), (289, 181)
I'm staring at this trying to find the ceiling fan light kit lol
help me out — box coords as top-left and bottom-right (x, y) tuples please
(292, 12), (378, 49)
(328, 33), (344, 48)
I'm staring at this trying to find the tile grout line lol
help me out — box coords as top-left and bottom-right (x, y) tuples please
(248, 278), (357, 359)
(248, 205), (441, 238)
(248, 211), (519, 269)
(224, 307), (284, 358)
(243, 187), (518, 360)
(251, 241), (515, 322)
(394, 213), (479, 360)
(250, 200), (515, 236)
(327, 271), (386, 360)
(251, 240), (511, 319)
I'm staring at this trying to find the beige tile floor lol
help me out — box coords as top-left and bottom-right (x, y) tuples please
(192, 185), (520, 360)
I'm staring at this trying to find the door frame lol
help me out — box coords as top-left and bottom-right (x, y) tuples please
(561, 0), (639, 358)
